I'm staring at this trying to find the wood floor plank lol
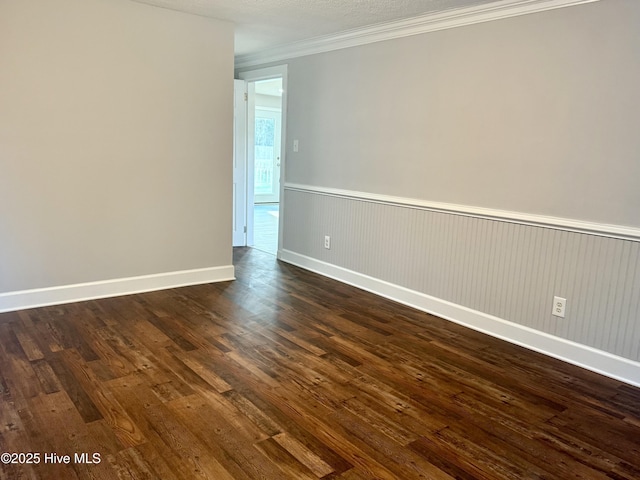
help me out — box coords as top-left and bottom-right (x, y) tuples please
(0, 247), (639, 479)
(246, 383), (411, 480)
(30, 359), (62, 395)
(272, 432), (336, 478)
(11, 322), (45, 362)
(46, 354), (104, 423)
(325, 408), (456, 480)
(166, 393), (281, 480)
(0, 328), (44, 400)
(171, 349), (233, 394)
(0, 379), (40, 480)
(221, 386), (354, 476)
(59, 349), (146, 448)
(253, 437), (319, 480)
(109, 446), (167, 480)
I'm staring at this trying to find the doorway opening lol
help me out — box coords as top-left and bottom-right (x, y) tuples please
(233, 65), (287, 258)
(252, 78), (282, 255)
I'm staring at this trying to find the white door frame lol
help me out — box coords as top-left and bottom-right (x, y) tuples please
(237, 65), (288, 257)
(232, 79), (248, 247)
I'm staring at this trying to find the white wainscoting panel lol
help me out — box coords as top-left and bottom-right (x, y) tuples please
(281, 186), (640, 385)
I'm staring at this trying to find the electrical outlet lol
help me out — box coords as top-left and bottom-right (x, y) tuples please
(324, 235), (331, 249)
(293, 139), (299, 152)
(552, 296), (566, 318)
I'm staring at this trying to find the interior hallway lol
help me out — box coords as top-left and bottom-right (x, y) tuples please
(253, 203), (279, 255)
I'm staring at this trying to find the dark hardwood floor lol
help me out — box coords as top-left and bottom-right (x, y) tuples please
(1, 247), (640, 479)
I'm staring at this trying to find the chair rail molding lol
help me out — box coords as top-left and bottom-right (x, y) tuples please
(284, 183), (640, 242)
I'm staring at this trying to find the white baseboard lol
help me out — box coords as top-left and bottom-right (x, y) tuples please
(0, 265), (235, 314)
(280, 249), (640, 388)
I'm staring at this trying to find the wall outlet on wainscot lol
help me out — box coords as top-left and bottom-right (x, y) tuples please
(552, 296), (566, 318)
(324, 235), (331, 249)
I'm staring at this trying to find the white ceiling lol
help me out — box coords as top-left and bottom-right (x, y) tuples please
(131, 0), (497, 56)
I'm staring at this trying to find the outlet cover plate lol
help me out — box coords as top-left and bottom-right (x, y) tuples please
(552, 296), (566, 318)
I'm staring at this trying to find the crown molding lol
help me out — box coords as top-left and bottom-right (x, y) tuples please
(235, 0), (600, 69)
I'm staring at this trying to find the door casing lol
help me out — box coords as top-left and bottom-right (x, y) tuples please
(236, 65), (288, 256)
(232, 79), (248, 247)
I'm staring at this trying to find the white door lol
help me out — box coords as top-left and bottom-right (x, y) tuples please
(254, 108), (282, 204)
(232, 79), (247, 247)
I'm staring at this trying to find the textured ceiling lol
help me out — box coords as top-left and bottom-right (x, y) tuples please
(130, 0), (497, 55)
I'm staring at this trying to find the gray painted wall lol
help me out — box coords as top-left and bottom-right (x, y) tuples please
(239, 0), (640, 367)
(283, 0), (640, 228)
(0, 0), (234, 293)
